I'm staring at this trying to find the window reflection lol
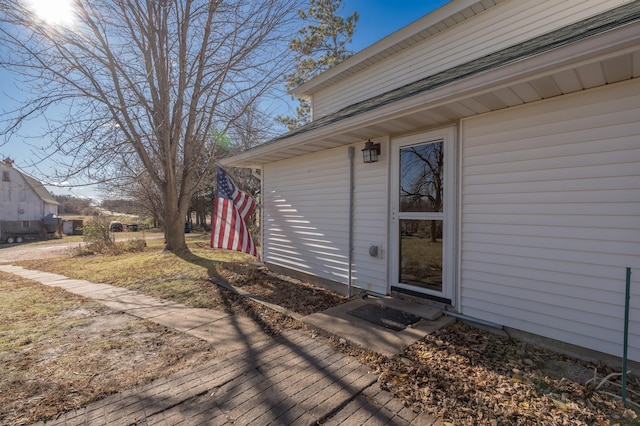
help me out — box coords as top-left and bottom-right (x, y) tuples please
(399, 142), (443, 213)
(399, 219), (442, 291)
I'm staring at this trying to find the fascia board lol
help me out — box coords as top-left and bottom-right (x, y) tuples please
(292, 0), (484, 97)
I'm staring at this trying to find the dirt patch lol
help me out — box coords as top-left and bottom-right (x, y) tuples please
(541, 360), (596, 384)
(0, 273), (216, 426)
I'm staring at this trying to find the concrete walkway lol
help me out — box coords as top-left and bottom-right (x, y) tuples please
(0, 265), (443, 425)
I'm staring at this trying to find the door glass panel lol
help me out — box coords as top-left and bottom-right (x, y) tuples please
(399, 219), (443, 291)
(399, 142), (444, 213)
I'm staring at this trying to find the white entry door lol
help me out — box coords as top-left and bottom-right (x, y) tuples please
(390, 128), (456, 305)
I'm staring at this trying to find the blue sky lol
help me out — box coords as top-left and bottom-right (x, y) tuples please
(0, 0), (449, 200)
(343, 0), (449, 51)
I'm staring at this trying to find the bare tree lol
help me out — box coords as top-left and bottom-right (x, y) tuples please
(108, 163), (165, 227)
(0, 0), (298, 251)
(400, 143), (444, 242)
(108, 99), (270, 233)
(187, 102), (273, 230)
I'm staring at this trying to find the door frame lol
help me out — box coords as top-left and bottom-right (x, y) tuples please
(388, 126), (457, 305)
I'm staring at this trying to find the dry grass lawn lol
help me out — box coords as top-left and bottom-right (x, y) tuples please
(17, 237), (346, 315)
(0, 271), (216, 426)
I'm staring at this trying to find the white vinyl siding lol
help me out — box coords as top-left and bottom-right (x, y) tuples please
(263, 142), (388, 294)
(352, 142), (389, 294)
(460, 78), (640, 361)
(312, 0), (629, 119)
(0, 165), (48, 220)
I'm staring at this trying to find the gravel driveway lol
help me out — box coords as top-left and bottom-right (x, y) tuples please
(0, 241), (80, 263)
(0, 234), (166, 263)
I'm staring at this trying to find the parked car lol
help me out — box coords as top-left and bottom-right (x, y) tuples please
(110, 221), (124, 232)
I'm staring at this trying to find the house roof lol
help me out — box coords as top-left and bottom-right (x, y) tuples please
(292, 0), (507, 98)
(223, 2), (640, 168)
(21, 172), (59, 205)
(1, 161), (59, 205)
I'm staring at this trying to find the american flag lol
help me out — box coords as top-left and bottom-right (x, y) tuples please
(210, 166), (259, 258)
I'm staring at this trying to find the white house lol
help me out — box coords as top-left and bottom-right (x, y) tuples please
(0, 158), (59, 240)
(222, 0), (640, 363)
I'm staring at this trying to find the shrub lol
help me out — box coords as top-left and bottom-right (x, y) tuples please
(72, 238), (147, 256)
(72, 215), (147, 256)
(82, 214), (113, 245)
(119, 238), (147, 253)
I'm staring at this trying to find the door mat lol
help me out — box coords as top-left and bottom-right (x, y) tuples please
(347, 304), (421, 331)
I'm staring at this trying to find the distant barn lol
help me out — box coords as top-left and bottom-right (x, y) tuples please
(0, 158), (60, 242)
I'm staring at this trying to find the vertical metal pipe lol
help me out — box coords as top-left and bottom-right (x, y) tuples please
(253, 168), (263, 261)
(347, 147), (355, 298)
(622, 267), (631, 406)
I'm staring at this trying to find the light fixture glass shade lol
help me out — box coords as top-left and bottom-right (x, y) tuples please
(362, 140), (380, 163)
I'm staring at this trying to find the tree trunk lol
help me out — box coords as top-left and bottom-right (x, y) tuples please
(430, 220), (438, 243)
(162, 186), (187, 252)
(200, 210), (208, 231)
(165, 210), (186, 251)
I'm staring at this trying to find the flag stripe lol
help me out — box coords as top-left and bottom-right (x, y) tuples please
(211, 167), (258, 258)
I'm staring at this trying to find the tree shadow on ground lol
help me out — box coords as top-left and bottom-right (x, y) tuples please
(174, 244), (347, 316)
(169, 248), (390, 424)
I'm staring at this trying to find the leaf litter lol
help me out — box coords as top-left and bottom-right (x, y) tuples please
(214, 264), (640, 425)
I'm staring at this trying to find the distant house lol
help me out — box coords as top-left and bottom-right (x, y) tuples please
(222, 0), (640, 364)
(0, 158), (59, 240)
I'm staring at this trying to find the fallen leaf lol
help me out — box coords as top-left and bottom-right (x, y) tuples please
(551, 398), (569, 412)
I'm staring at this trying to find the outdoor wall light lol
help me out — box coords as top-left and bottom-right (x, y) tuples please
(362, 140), (381, 163)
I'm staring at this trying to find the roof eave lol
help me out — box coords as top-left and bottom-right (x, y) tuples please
(224, 3), (640, 169)
(292, 0), (489, 97)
